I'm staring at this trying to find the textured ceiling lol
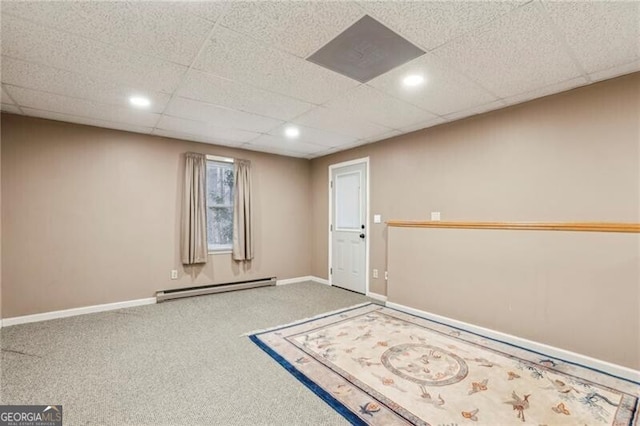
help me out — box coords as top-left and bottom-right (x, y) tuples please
(1, 1), (638, 159)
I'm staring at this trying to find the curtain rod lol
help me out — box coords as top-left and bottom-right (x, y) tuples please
(206, 154), (234, 163)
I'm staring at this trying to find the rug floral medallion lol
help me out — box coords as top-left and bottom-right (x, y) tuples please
(249, 303), (639, 425)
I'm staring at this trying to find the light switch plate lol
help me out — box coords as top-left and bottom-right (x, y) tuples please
(374, 214), (381, 223)
(431, 212), (441, 221)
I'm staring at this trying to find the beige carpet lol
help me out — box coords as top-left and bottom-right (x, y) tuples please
(251, 303), (639, 425)
(1, 282), (372, 425)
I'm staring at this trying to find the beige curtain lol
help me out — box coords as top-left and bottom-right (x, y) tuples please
(181, 152), (208, 265)
(232, 159), (254, 261)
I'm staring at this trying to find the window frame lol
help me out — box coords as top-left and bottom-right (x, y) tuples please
(205, 155), (235, 254)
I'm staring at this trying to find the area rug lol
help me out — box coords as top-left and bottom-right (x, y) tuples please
(249, 303), (639, 425)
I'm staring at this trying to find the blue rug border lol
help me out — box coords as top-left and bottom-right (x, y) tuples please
(249, 333), (367, 426)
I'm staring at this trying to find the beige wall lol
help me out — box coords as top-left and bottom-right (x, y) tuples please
(311, 73), (640, 294)
(388, 227), (639, 369)
(311, 73), (639, 368)
(1, 115), (311, 317)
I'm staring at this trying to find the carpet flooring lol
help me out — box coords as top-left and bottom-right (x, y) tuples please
(0, 282), (372, 425)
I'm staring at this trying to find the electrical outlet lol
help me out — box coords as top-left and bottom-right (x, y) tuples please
(171, 269), (178, 280)
(431, 211), (441, 221)
(373, 269), (378, 278)
(384, 271), (388, 281)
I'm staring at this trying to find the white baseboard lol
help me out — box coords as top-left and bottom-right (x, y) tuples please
(310, 276), (331, 286)
(276, 276), (332, 286)
(276, 276), (313, 285)
(1, 297), (156, 327)
(386, 301), (640, 384)
(367, 292), (387, 302)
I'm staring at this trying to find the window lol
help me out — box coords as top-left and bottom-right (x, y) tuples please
(206, 158), (234, 252)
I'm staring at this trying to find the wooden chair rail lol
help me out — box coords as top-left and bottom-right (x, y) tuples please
(385, 221), (640, 233)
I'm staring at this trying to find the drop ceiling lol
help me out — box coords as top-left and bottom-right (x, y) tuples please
(1, 1), (638, 159)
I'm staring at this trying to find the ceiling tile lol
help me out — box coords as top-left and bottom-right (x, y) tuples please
(589, 60), (640, 83)
(294, 106), (393, 140)
(177, 70), (314, 121)
(1, 86), (15, 104)
(503, 77), (589, 106)
(432, 2), (583, 98)
(324, 85), (437, 129)
(192, 26), (359, 104)
(152, 128), (246, 149)
(442, 99), (508, 122)
(245, 134), (327, 156)
(21, 107), (153, 134)
(1, 1), (215, 65)
(542, 1), (640, 74)
(268, 123), (356, 148)
(360, 1), (524, 51)
(1, 57), (170, 113)
(240, 143), (307, 159)
(221, 2), (364, 58)
(6, 86), (160, 127)
(155, 115), (261, 143)
(165, 97), (283, 134)
(368, 53), (498, 116)
(1, 104), (21, 114)
(1, 15), (187, 94)
(399, 117), (447, 134)
(361, 129), (403, 143)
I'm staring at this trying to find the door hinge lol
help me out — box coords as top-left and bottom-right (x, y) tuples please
(330, 224), (333, 231)
(330, 267), (333, 275)
(330, 180), (333, 188)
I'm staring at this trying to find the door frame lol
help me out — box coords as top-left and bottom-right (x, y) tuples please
(328, 157), (370, 296)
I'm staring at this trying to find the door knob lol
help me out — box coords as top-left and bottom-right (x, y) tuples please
(359, 233), (365, 239)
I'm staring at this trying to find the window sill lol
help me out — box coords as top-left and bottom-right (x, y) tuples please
(209, 250), (232, 256)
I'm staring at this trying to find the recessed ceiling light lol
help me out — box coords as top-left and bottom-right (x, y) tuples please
(129, 96), (151, 108)
(284, 126), (300, 139)
(402, 74), (424, 87)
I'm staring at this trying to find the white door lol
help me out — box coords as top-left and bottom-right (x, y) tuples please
(330, 161), (367, 294)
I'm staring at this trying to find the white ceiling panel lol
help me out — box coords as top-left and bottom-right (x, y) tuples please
(177, 70), (314, 121)
(442, 99), (508, 122)
(221, 2), (364, 58)
(542, 0), (640, 74)
(240, 142), (313, 159)
(268, 123), (356, 148)
(294, 106), (393, 140)
(399, 117), (447, 134)
(152, 128), (246, 149)
(1, 86), (16, 104)
(1, 1), (216, 66)
(156, 115), (260, 143)
(360, 1), (524, 51)
(192, 26), (359, 104)
(6, 86), (160, 128)
(360, 129), (403, 143)
(1, 1), (638, 159)
(432, 2), (583, 99)
(503, 76), (588, 107)
(1, 15), (187, 94)
(324, 85), (438, 129)
(2, 57), (170, 114)
(245, 134), (328, 156)
(368, 53), (498, 116)
(21, 107), (153, 135)
(165, 97), (283, 134)
(590, 60), (640, 84)
(1, 104), (21, 114)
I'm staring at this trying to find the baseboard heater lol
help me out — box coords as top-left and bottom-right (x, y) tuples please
(156, 277), (276, 303)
